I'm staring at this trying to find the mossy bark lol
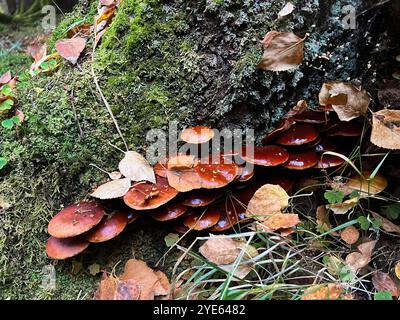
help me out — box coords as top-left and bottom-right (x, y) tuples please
(0, 0), (397, 299)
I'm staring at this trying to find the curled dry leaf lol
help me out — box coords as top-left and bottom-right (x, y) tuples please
(0, 71), (12, 85)
(246, 184), (289, 221)
(316, 205), (338, 235)
(370, 211), (400, 234)
(327, 198), (358, 215)
(345, 172), (388, 198)
(118, 151), (156, 184)
(91, 178), (131, 199)
(257, 213), (300, 232)
(55, 37), (87, 65)
(301, 283), (343, 300)
(67, 23), (93, 38)
(258, 31), (306, 72)
(319, 82), (370, 122)
(370, 109), (400, 150)
(345, 240), (377, 272)
(94, 274), (140, 300)
(278, 2), (295, 18)
(372, 271), (399, 297)
(199, 236), (252, 266)
(340, 225), (360, 245)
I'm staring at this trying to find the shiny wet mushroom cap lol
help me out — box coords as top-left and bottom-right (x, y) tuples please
(283, 150), (319, 170)
(182, 189), (222, 207)
(315, 154), (345, 169)
(46, 236), (90, 260)
(241, 146), (289, 167)
(48, 202), (105, 238)
(85, 211), (128, 243)
(276, 124), (319, 146)
(183, 208), (221, 231)
(180, 126), (215, 144)
(152, 202), (188, 221)
(195, 156), (239, 189)
(123, 176), (178, 210)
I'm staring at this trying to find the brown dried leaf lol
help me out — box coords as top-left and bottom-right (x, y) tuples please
(120, 259), (160, 300)
(371, 109), (400, 150)
(55, 37), (87, 65)
(395, 262), (400, 280)
(345, 240), (377, 272)
(319, 82), (370, 121)
(345, 172), (388, 198)
(371, 211), (400, 234)
(258, 213), (300, 232)
(258, 31), (306, 72)
(114, 279), (140, 300)
(301, 283), (343, 300)
(316, 205), (338, 235)
(91, 178), (131, 199)
(0, 71), (12, 85)
(246, 184), (289, 221)
(372, 271), (399, 297)
(27, 43), (47, 62)
(340, 225), (360, 245)
(199, 236), (245, 265)
(67, 23), (93, 38)
(94, 273), (117, 300)
(153, 271), (171, 297)
(327, 198), (358, 215)
(118, 151), (156, 183)
(278, 2), (295, 18)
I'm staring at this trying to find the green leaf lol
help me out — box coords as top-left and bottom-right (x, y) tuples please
(324, 190), (345, 204)
(0, 157), (7, 170)
(1, 118), (14, 129)
(40, 61), (49, 69)
(0, 84), (12, 96)
(374, 291), (393, 300)
(357, 216), (370, 231)
(381, 203), (400, 220)
(11, 116), (21, 125)
(349, 191), (360, 199)
(338, 265), (355, 282)
(371, 218), (382, 229)
(0, 99), (14, 111)
(164, 233), (180, 247)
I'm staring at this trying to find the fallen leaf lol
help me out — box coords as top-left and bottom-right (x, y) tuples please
(27, 43), (47, 62)
(88, 263), (101, 276)
(372, 271), (399, 297)
(0, 71), (12, 85)
(278, 2), (295, 18)
(153, 271), (171, 297)
(316, 205), (338, 235)
(319, 82), (370, 121)
(246, 184), (289, 221)
(164, 233), (180, 247)
(370, 211), (400, 234)
(55, 37), (87, 65)
(345, 172), (388, 198)
(120, 259), (160, 300)
(345, 240), (377, 272)
(257, 213), (300, 232)
(258, 31), (306, 72)
(395, 262), (400, 280)
(301, 283), (343, 300)
(371, 109), (400, 150)
(340, 225), (360, 245)
(114, 279), (140, 300)
(91, 178), (131, 199)
(67, 23), (93, 38)
(94, 273), (117, 300)
(199, 236), (246, 266)
(118, 151), (156, 183)
(109, 171), (122, 180)
(327, 198), (358, 215)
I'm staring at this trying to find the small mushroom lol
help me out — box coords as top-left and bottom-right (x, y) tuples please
(182, 189), (222, 207)
(46, 236), (90, 260)
(283, 150), (319, 170)
(123, 176), (178, 210)
(152, 202), (188, 221)
(315, 154), (345, 169)
(241, 146), (289, 167)
(183, 208), (221, 231)
(85, 211), (128, 243)
(180, 126), (215, 144)
(291, 110), (329, 124)
(48, 202), (105, 238)
(276, 124), (319, 146)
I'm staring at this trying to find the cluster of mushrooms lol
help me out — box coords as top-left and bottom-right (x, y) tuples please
(45, 100), (364, 260)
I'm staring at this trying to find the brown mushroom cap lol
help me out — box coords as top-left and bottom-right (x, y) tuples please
(174, 221), (190, 234)
(181, 126), (215, 144)
(283, 150), (319, 170)
(241, 146), (289, 167)
(183, 208), (221, 231)
(315, 154), (345, 169)
(209, 196), (248, 232)
(291, 110), (329, 124)
(123, 176), (178, 210)
(48, 202), (105, 238)
(182, 189), (223, 207)
(152, 202), (188, 221)
(46, 236), (90, 260)
(194, 156), (239, 189)
(262, 119), (296, 144)
(276, 124), (319, 146)
(326, 121), (363, 137)
(85, 211), (128, 243)
(154, 157), (168, 177)
(237, 164), (255, 182)
(126, 210), (141, 224)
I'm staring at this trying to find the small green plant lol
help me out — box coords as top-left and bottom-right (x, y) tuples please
(1, 115), (21, 129)
(324, 190), (345, 204)
(374, 291), (393, 300)
(357, 215), (382, 231)
(381, 203), (400, 220)
(0, 157), (7, 170)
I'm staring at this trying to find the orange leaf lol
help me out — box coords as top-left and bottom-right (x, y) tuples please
(55, 37), (87, 65)
(301, 283), (343, 300)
